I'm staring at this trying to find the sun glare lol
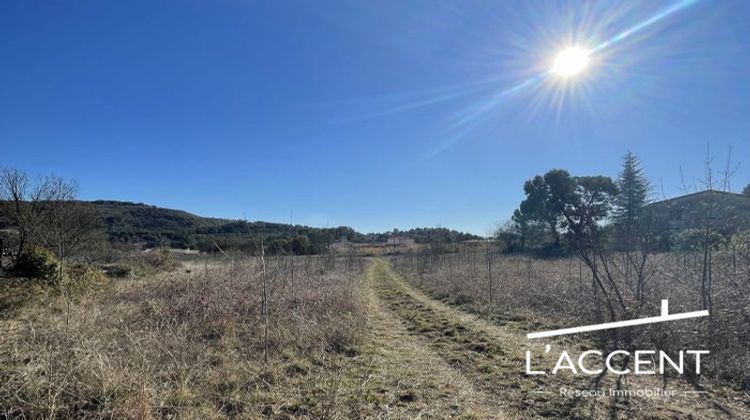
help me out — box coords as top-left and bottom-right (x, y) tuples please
(551, 47), (591, 77)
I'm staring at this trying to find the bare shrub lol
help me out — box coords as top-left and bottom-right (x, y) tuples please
(142, 248), (179, 271)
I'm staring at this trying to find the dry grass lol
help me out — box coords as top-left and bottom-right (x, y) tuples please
(2, 251), (748, 419)
(0, 256), (367, 418)
(385, 257), (750, 418)
(392, 248), (750, 392)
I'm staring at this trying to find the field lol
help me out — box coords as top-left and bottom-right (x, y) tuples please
(1, 251), (748, 419)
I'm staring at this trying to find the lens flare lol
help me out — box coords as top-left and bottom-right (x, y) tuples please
(337, 0), (703, 164)
(551, 47), (591, 77)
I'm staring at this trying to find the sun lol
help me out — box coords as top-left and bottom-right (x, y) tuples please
(551, 47), (591, 77)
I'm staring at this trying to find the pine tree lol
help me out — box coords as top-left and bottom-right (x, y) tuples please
(613, 152), (650, 239)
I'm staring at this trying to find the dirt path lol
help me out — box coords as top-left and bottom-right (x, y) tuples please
(369, 258), (750, 419)
(368, 258), (588, 418)
(338, 258), (509, 418)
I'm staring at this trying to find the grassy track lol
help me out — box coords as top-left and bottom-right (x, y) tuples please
(369, 258), (590, 418)
(369, 258), (749, 419)
(340, 261), (507, 418)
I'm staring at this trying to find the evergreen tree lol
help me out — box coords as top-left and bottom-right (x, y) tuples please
(518, 169), (577, 248)
(743, 183), (750, 196)
(613, 152), (650, 239)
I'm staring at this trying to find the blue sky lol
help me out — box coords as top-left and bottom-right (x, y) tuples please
(2, 0), (749, 234)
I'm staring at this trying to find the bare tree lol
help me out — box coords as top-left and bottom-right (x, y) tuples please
(719, 146), (740, 192)
(260, 240), (269, 367)
(34, 204), (103, 278)
(562, 176), (627, 324)
(695, 147), (721, 315)
(0, 168), (103, 278)
(0, 167), (32, 260)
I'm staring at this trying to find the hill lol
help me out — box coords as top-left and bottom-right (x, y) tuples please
(91, 201), (480, 253)
(645, 190), (750, 237)
(0, 199), (484, 254)
(90, 200), (360, 253)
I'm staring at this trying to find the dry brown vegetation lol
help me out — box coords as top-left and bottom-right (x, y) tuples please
(2, 247), (749, 419)
(373, 258), (750, 418)
(392, 245), (750, 392)
(0, 256), (368, 418)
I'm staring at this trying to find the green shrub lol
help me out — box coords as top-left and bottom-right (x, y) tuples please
(63, 264), (109, 296)
(12, 247), (59, 281)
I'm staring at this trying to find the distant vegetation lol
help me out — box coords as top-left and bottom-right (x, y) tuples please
(90, 200), (480, 254)
(646, 190), (750, 239)
(91, 200), (355, 254)
(1, 178), (480, 259)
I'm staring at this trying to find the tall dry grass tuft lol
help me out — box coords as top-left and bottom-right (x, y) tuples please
(0, 255), (367, 418)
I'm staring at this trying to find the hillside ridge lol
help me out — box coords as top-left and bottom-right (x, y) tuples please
(88, 200), (481, 252)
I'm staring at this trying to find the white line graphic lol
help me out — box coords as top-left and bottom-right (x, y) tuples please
(527, 300), (708, 339)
